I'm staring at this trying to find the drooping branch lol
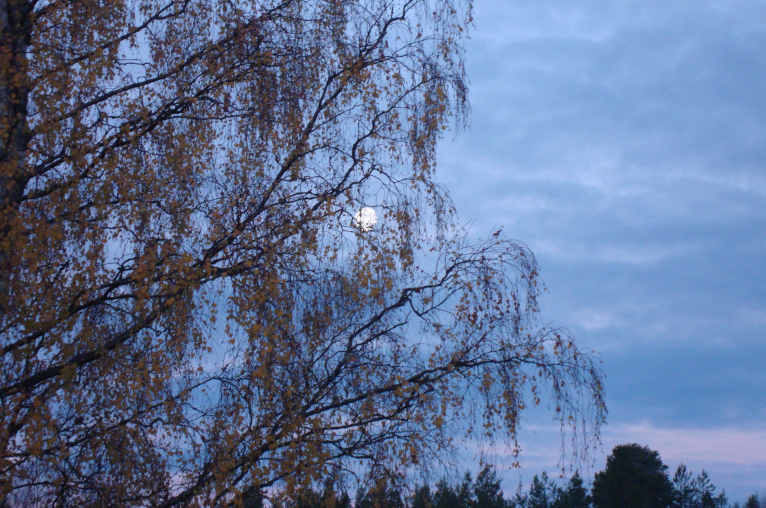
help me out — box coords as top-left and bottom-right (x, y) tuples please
(0, 0), (606, 505)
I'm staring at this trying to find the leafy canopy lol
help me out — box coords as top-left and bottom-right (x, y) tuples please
(0, 0), (606, 505)
(592, 444), (674, 508)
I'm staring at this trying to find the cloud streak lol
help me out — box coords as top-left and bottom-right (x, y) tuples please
(603, 422), (766, 466)
(435, 0), (766, 501)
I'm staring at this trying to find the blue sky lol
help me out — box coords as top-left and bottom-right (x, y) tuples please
(436, 0), (766, 501)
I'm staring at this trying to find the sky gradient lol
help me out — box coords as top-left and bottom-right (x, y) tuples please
(437, 0), (766, 501)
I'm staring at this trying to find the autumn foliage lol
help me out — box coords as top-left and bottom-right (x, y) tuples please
(0, 0), (605, 505)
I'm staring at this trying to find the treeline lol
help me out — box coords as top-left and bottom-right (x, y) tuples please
(246, 444), (763, 508)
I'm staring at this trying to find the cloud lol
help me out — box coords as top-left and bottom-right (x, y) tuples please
(737, 307), (766, 326)
(433, 0), (766, 501)
(461, 419), (766, 471)
(510, 421), (766, 468)
(602, 421), (766, 466)
(530, 237), (698, 265)
(567, 307), (622, 332)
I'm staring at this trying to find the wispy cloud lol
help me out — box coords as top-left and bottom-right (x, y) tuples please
(602, 421), (766, 466)
(531, 238), (698, 265)
(473, 421), (766, 468)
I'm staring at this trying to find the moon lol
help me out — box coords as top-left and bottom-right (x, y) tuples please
(353, 207), (377, 232)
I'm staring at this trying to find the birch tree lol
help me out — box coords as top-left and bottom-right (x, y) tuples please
(0, 0), (606, 505)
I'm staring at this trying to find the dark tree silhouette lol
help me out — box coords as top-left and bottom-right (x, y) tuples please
(672, 465), (697, 508)
(745, 494), (761, 508)
(412, 485), (434, 508)
(527, 472), (559, 508)
(671, 463), (728, 508)
(553, 472), (590, 508)
(356, 478), (405, 508)
(433, 479), (462, 508)
(473, 465), (506, 508)
(592, 443), (674, 508)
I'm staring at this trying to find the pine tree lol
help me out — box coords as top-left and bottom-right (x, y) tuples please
(553, 472), (590, 508)
(474, 465), (506, 508)
(745, 494), (761, 508)
(528, 473), (559, 508)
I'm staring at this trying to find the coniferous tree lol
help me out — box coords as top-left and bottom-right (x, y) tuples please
(356, 479), (405, 508)
(433, 479), (463, 508)
(242, 487), (265, 508)
(553, 472), (590, 508)
(712, 490), (727, 508)
(295, 488), (322, 508)
(672, 464), (697, 508)
(458, 473), (476, 507)
(413, 485), (434, 508)
(745, 494), (761, 508)
(694, 470), (716, 508)
(671, 463), (728, 508)
(315, 481), (351, 508)
(474, 465), (506, 508)
(527, 472), (559, 508)
(512, 483), (529, 508)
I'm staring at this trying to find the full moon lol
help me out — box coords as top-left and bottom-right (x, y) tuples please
(353, 207), (377, 232)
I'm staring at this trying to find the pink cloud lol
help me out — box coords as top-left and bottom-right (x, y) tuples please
(603, 421), (766, 466)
